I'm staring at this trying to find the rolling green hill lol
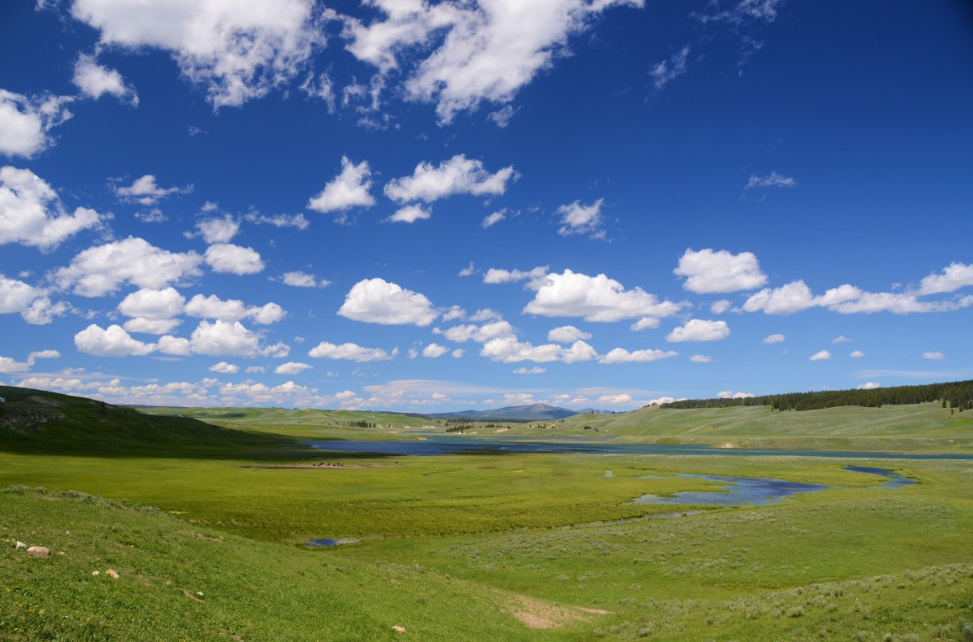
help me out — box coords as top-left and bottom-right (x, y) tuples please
(0, 386), (295, 458)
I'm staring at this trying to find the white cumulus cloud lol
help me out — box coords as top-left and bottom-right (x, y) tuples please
(75, 324), (156, 357)
(666, 319), (730, 343)
(0, 166), (103, 249)
(524, 269), (686, 322)
(387, 204), (431, 223)
(209, 361), (238, 374)
(483, 266), (548, 286)
(674, 248), (767, 293)
(923, 351), (945, 361)
(72, 54), (138, 105)
(188, 320), (260, 357)
(308, 341), (396, 362)
(307, 156), (376, 216)
(205, 243), (264, 275)
(919, 262), (973, 295)
(69, 0), (324, 108)
(282, 271), (330, 288)
(115, 175), (190, 206)
(0, 89), (74, 158)
(422, 343), (449, 358)
(384, 154), (516, 203)
(56, 237), (203, 297)
(338, 278), (438, 326)
(809, 350), (832, 361)
(275, 362), (312, 375)
(547, 325), (591, 343)
(599, 347), (678, 364)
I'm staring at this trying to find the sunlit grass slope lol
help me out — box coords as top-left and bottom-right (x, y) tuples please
(0, 487), (588, 641)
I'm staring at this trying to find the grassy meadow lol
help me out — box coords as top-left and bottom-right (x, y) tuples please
(3, 386), (973, 640)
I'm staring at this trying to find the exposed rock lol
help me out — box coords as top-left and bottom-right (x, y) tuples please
(91, 571), (100, 576)
(14, 541), (27, 549)
(392, 625), (407, 633)
(106, 569), (119, 579)
(26, 546), (50, 558)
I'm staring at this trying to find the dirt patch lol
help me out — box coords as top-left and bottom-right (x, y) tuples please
(508, 595), (594, 630)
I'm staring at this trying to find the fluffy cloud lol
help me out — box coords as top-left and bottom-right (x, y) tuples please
(384, 155), (516, 203)
(599, 347), (678, 364)
(744, 279), (973, 315)
(0, 166), (103, 249)
(850, 350), (865, 359)
(195, 214), (239, 244)
(718, 391), (756, 399)
(598, 393), (634, 404)
(0, 349), (60, 373)
(345, 0), (642, 123)
(923, 351), (945, 361)
(422, 343), (449, 358)
(857, 381), (881, 390)
(547, 325), (591, 343)
(710, 299), (733, 314)
(184, 294), (285, 324)
(762, 333), (785, 344)
(745, 172), (796, 189)
(630, 317), (660, 331)
(690, 354), (715, 363)
(188, 320), (260, 357)
(69, 0), (323, 108)
(482, 210), (506, 228)
(205, 243), (264, 275)
(666, 319), (730, 342)
(674, 248), (767, 293)
(556, 198), (604, 238)
(524, 269), (686, 322)
(274, 361), (312, 375)
(123, 317), (182, 335)
(338, 278), (438, 326)
(0, 89), (74, 158)
(481, 336), (597, 364)
(832, 335), (852, 344)
(919, 263), (973, 295)
(75, 324), (156, 356)
(307, 157), (376, 216)
(115, 175), (190, 206)
(56, 237), (203, 296)
(209, 361), (239, 374)
(441, 320), (515, 343)
(308, 341), (396, 362)
(809, 350), (832, 361)
(483, 266), (548, 286)
(72, 54), (138, 105)
(282, 271), (330, 288)
(0, 272), (64, 326)
(387, 204), (431, 223)
(117, 287), (185, 320)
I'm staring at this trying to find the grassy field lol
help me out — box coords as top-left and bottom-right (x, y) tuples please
(142, 399), (973, 453)
(4, 387), (973, 640)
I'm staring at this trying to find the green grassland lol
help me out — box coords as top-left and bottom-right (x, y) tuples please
(3, 386), (973, 640)
(141, 398), (973, 453)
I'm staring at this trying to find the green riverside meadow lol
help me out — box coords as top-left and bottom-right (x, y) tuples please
(2, 384), (973, 641)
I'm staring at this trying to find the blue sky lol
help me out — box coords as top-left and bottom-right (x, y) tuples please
(1, 0), (972, 411)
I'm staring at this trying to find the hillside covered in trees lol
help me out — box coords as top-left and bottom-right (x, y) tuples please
(659, 380), (973, 412)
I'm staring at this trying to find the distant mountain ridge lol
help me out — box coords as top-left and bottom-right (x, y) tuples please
(427, 403), (578, 421)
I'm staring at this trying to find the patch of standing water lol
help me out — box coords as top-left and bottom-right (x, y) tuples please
(304, 537), (361, 548)
(842, 466), (916, 489)
(633, 474), (828, 507)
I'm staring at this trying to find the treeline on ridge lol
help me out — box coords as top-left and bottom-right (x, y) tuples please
(658, 380), (973, 412)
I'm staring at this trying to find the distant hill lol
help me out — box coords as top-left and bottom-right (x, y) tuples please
(0, 385), (292, 457)
(659, 380), (973, 412)
(428, 403), (577, 422)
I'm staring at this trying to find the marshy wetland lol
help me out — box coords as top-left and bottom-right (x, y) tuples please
(2, 387), (973, 640)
